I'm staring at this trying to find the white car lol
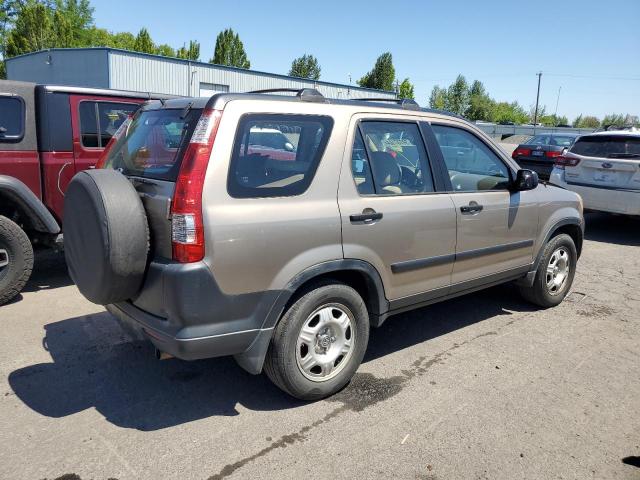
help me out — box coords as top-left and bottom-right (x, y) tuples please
(550, 131), (640, 215)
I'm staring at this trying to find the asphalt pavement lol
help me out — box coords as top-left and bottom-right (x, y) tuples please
(0, 212), (638, 480)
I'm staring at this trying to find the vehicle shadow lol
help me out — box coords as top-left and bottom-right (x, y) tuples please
(8, 283), (535, 431)
(22, 250), (73, 293)
(584, 212), (640, 247)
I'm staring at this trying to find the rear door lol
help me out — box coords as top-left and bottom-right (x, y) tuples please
(70, 95), (141, 174)
(429, 122), (539, 287)
(564, 134), (640, 190)
(339, 115), (457, 303)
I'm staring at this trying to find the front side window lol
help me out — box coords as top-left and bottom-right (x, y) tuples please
(0, 97), (25, 142)
(228, 114), (333, 198)
(79, 101), (139, 148)
(432, 124), (511, 191)
(351, 121), (434, 195)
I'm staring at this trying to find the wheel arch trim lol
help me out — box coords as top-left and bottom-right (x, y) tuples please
(0, 175), (60, 234)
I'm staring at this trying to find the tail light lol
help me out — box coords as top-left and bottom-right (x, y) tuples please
(95, 116), (132, 169)
(512, 147), (531, 159)
(545, 150), (562, 158)
(171, 109), (222, 263)
(554, 155), (581, 169)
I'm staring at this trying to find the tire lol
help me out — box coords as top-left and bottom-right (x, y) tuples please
(519, 233), (577, 308)
(0, 215), (34, 306)
(63, 170), (149, 305)
(264, 282), (370, 400)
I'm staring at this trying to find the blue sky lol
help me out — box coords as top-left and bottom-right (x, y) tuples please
(91, 0), (639, 121)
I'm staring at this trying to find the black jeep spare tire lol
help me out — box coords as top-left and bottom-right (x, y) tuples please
(64, 169), (149, 305)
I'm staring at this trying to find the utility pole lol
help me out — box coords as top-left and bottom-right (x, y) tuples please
(554, 86), (562, 118)
(533, 71), (542, 126)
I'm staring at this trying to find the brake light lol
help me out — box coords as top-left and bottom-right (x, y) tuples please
(95, 116), (132, 169)
(171, 109), (222, 263)
(545, 150), (562, 158)
(554, 155), (581, 169)
(512, 147), (531, 159)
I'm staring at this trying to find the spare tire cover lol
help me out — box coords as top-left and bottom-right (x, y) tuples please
(64, 169), (149, 305)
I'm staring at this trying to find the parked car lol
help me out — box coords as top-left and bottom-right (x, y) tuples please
(512, 133), (581, 179)
(62, 89), (584, 400)
(550, 131), (640, 215)
(0, 80), (171, 305)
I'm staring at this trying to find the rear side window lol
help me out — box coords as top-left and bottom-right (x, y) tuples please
(0, 96), (25, 142)
(228, 114), (333, 198)
(79, 101), (139, 148)
(570, 135), (640, 158)
(351, 121), (435, 195)
(103, 108), (202, 181)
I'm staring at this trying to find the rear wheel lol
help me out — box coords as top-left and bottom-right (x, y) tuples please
(264, 282), (369, 400)
(0, 216), (34, 306)
(519, 233), (577, 308)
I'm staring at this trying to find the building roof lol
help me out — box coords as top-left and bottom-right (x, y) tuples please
(5, 47), (396, 96)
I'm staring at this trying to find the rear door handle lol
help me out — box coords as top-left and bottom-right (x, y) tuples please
(460, 202), (483, 214)
(350, 210), (383, 223)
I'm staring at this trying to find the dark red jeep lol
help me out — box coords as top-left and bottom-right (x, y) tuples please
(0, 80), (169, 304)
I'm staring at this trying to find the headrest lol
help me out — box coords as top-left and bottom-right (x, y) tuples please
(370, 151), (401, 186)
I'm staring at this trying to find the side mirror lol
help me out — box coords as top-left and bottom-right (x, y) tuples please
(513, 169), (539, 191)
(284, 142), (295, 152)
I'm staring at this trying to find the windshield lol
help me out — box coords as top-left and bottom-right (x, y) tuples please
(103, 107), (202, 181)
(570, 135), (640, 158)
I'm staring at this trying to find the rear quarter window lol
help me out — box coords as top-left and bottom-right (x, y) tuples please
(0, 96), (25, 142)
(227, 114), (334, 198)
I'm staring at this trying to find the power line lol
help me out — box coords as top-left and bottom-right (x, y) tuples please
(542, 73), (640, 81)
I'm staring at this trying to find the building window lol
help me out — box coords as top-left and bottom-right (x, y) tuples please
(199, 83), (230, 97)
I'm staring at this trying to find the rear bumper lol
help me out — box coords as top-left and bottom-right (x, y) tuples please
(514, 157), (554, 179)
(106, 259), (282, 360)
(107, 303), (272, 361)
(550, 169), (640, 215)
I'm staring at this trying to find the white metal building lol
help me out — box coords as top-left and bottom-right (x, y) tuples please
(6, 48), (397, 100)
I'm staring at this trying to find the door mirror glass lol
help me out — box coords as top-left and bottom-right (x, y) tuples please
(284, 141), (295, 152)
(513, 169), (539, 191)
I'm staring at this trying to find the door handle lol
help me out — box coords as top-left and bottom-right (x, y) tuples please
(460, 202), (483, 214)
(350, 210), (383, 223)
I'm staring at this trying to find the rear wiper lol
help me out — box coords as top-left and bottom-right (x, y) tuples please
(180, 102), (194, 119)
(607, 153), (640, 158)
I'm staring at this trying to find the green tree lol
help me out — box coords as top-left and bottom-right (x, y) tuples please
(133, 27), (154, 54)
(489, 101), (529, 125)
(573, 115), (600, 128)
(5, 0), (54, 57)
(601, 113), (626, 128)
(155, 43), (175, 57)
(358, 52), (395, 91)
(288, 53), (320, 80)
(53, 0), (93, 46)
(445, 74), (469, 115)
(210, 28), (250, 68)
(465, 79), (494, 121)
(398, 78), (414, 99)
(428, 85), (446, 109)
(176, 40), (199, 60)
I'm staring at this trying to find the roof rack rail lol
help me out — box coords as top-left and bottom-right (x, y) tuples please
(353, 97), (420, 111)
(247, 88), (326, 103)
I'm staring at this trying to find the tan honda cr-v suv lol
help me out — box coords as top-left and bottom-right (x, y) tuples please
(63, 89), (584, 400)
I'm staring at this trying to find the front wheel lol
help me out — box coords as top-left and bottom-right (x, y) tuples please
(519, 233), (577, 308)
(0, 215), (34, 306)
(264, 282), (370, 400)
